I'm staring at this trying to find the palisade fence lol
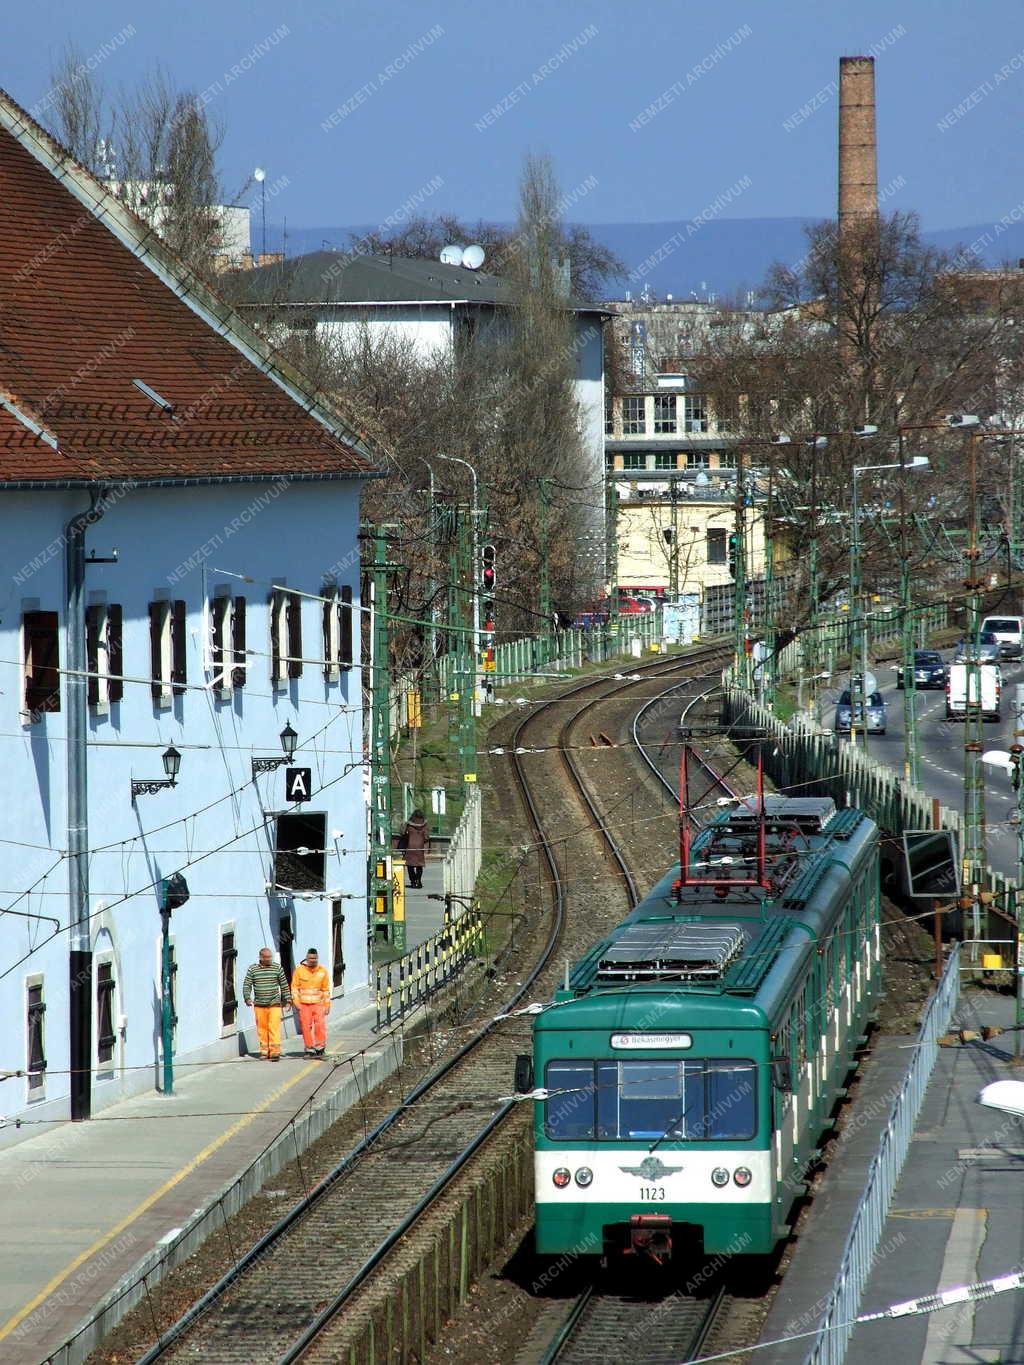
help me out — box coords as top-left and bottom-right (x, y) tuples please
(722, 684), (1018, 926)
(776, 602), (950, 676)
(444, 784), (482, 902)
(803, 944), (962, 1365)
(702, 576), (793, 639)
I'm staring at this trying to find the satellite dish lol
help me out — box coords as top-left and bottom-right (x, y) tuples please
(462, 244), (485, 270)
(253, 166), (266, 183)
(440, 245), (464, 265)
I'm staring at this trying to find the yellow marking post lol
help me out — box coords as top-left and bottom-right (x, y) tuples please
(0, 1058), (318, 1342)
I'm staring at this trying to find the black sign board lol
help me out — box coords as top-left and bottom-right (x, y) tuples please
(902, 830), (961, 899)
(285, 767), (313, 803)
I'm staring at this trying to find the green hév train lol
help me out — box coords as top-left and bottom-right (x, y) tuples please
(527, 795), (880, 1263)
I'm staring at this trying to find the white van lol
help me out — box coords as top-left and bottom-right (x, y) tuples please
(980, 615), (1023, 659)
(946, 662), (1001, 721)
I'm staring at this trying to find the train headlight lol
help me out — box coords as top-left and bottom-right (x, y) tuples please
(574, 1166), (593, 1187)
(552, 1168), (571, 1189)
(711, 1167), (730, 1188)
(733, 1166), (752, 1188)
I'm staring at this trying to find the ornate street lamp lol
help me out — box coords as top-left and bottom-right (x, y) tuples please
(251, 722), (299, 778)
(131, 746), (182, 800)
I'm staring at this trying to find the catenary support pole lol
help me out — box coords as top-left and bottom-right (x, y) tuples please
(67, 492), (104, 1121)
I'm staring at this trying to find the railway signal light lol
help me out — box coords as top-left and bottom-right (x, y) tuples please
(727, 532), (739, 579)
(481, 543), (496, 593)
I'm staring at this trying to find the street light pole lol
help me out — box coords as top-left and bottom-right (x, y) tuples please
(897, 430), (920, 786)
(437, 454), (481, 716)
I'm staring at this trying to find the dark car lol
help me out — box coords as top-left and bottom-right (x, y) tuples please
(954, 631), (1000, 664)
(835, 689), (887, 735)
(895, 650), (947, 690)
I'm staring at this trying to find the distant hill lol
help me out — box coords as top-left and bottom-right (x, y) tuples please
(272, 217), (1024, 302)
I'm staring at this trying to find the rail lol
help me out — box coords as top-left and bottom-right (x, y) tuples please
(375, 911), (485, 1029)
(802, 944), (962, 1365)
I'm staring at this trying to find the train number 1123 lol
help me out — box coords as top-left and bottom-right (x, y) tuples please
(639, 1186), (666, 1201)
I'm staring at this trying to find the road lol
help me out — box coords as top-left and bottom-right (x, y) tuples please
(822, 654), (1024, 879)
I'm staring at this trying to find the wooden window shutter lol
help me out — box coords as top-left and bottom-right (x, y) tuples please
(86, 605), (102, 707)
(339, 585), (353, 670)
(108, 605), (123, 703)
(149, 602), (163, 701)
(211, 597), (224, 682)
(171, 600), (187, 694)
(24, 611), (61, 715)
(287, 592), (303, 678)
(323, 595), (335, 680)
(232, 596), (247, 687)
(270, 589), (282, 682)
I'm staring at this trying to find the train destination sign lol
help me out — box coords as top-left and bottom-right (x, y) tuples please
(610, 1032), (692, 1050)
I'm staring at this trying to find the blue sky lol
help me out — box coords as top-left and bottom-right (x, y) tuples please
(7, 0), (1024, 236)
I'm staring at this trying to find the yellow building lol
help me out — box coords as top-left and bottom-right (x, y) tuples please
(614, 482), (767, 597)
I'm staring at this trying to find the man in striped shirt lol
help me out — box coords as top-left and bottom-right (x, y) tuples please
(243, 947), (292, 1060)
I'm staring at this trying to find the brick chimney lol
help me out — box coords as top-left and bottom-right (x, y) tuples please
(838, 56), (878, 227)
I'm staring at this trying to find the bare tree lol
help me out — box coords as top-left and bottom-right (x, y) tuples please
(46, 48), (240, 280)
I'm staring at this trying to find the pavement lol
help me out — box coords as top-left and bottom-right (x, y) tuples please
(0, 1003), (404, 1365)
(760, 989), (1024, 1365)
(0, 854), (451, 1365)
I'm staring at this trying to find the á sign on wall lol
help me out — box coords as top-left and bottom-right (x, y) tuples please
(285, 767), (313, 803)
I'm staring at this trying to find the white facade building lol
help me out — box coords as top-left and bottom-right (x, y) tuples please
(0, 88), (378, 1137)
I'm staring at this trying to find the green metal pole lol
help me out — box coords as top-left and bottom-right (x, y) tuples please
(850, 469), (867, 750)
(962, 432), (986, 952)
(732, 447), (748, 685)
(368, 525), (401, 950)
(763, 456), (777, 710)
(160, 904), (173, 1095)
(898, 434), (919, 786)
(455, 506), (476, 785)
(539, 479), (552, 664)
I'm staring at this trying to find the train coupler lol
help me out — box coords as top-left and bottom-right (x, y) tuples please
(626, 1213), (673, 1264)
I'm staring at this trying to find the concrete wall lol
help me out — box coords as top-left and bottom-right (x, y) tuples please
(0, 479), (368, 1131)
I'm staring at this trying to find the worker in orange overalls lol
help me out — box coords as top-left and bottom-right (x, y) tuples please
(291, 947), (331, 1056)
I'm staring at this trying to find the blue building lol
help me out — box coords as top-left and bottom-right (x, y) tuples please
(0, 90), (379, 1133)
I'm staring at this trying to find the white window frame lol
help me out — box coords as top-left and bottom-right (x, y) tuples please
(270, 583), (288, 689)
(94, 951), (117, 1078)
(26, 972), (45, 1100)
(622, 395), (647, 435)
(654, 394), (677, 434)
(683, 395), (708, 434)
(219, 921), (239, 1038)
(150, 598), (173, 709)
(209, 589), (233, 699)
(323, 583), (340, 682)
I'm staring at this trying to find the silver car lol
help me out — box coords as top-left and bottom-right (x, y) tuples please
(954, 632), (1000, 664)
(835, 689), (887, 735)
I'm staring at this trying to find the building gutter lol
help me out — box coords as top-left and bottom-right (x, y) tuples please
(0, 469), (383, 492)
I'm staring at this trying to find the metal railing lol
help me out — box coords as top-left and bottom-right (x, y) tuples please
(374, 911), (485, 1029)
(803, 944), (962, 1365)
(722, 685), (1018, 937)
(444, 785), (481, 902)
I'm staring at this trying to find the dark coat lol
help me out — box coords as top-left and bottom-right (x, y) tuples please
(401, 816), (430, 868)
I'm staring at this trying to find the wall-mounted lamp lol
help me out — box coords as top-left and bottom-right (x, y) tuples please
(131, 745), (182, 800)
(251, 722), (299, 778)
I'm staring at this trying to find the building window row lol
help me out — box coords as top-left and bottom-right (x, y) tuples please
(21, 586), (354, 721)
(609, 394), (717, 436)
(611, 452), (735, 473)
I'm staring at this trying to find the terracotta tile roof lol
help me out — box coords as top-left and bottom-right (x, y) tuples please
(0, 91), (377, 486)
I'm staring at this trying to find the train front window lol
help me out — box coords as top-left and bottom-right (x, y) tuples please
(544, 1061), (596, 1139)
(543, 1058), (757, 1141)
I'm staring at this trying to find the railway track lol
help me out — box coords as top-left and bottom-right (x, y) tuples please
(541, 1282), (727, 1365)
(134, 644), (731, 1365)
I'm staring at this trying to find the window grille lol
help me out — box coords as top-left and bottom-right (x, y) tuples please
(27, 983), (46, 1089)
(221, 931), (238, 1027)
(331, 900), (345, 988)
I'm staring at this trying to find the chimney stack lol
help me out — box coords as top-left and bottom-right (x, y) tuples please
(838, 56), (878, 226)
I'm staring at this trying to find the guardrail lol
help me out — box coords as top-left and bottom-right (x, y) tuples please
(721, 685), (1019, 937)
(374, 911), (485, 1030)
(803, 944), (962, 1365)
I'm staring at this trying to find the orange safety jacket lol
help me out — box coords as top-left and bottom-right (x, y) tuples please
(291, 963), (331, 1006)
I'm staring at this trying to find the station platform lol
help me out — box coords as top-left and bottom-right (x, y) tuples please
(0, 1003), (403, 1365)
(760, 989), (1024, 1365)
